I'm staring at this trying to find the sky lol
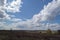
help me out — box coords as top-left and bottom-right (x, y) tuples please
(0, 0), (60, 30)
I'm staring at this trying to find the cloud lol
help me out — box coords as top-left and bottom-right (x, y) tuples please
(6, 0), (23, 13)
(0, 0), (22, 19)
(0, 0), (10, 19)
(3, 21), (59, 30)
(12, 0), (60, 30)
(0, 0), (23, 30)
(0, 0), (6, 6)
(10, 18), (22, 22)
(0, 11), (10, 19)
(32, 0), (60, 23)
(0, 22), (21, 30)
(0, 0), (60, 30)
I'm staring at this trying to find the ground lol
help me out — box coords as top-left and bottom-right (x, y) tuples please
(0, 30), (60, 40)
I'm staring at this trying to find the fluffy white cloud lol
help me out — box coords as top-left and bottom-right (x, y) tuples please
(6, 0), (23, 13)
(10, 18), (22, 22)
(32, 0), (60, 23)
(0, 22), (21, 30)
(0, 0), (23, 30)
(2, 22), (59, 30)
(0, 8), (10, 19)
(12, 0), (60, 30)
(0, 0), (22, 19)
(0, 0), (60, 30)
(0, 0), (6, 6)
(30, 0), (60, 30)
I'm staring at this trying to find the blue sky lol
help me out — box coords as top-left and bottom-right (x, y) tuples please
(0, 0), (60, 30)
(15, 0), (52, 19)
(14, 0), (60, 23)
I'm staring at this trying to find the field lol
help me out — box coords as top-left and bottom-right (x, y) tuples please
(0, 30), (60, 40)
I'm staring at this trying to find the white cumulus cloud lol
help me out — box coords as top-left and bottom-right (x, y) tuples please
(6, 0), (23, 13)
(32, 0), (60, 23)
(0, 0), (60, 30)
(0, 0), (22, 19)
